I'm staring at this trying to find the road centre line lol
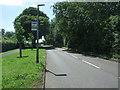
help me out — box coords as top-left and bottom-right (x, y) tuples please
(70, 54), (78, 59)
(64, 52), (100, 69)
(82, 60), (101, 69)
(65, 52), (69, 54)
(64, 52), (78, 59)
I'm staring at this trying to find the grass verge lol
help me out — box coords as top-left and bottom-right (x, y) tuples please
(2, 49), (46, 88)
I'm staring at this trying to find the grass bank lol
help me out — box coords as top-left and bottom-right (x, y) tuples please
(2, 49), (46, 88)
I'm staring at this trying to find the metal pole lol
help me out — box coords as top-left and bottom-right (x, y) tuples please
(36, 5), (39, 63)
(36, 4), (45, 63)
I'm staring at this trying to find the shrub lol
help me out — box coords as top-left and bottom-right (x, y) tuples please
(1, 40), (18, 52)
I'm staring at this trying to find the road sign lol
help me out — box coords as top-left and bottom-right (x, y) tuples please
(31, 21), (38, 31)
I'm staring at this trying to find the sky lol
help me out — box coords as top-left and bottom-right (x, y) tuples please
(0, 0), (118, 32)
(0, 0), (66, 32)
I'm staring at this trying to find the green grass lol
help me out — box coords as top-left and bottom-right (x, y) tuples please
(2, 49), (46, 88)
(0, 49), (18, 55)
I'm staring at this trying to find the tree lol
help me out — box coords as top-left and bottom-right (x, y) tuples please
(0, 29), (5, 36)
(107, 15), (120, 58)
(28, 33), (34, 49)
(14, 22), (25, 58)
(45, 18), (63, 47)
(14, 7), (49, 47)
(4, 32), (15, 38)
(47, 2), (120, 59)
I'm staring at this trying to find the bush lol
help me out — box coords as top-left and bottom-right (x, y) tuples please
(1, 40), (18, 52)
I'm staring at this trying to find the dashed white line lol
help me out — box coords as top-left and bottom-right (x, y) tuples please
(65, 52), (69, 55)
(64, 52), (78, 59)
(82, 60), (100, 69)
(70, 54), (78, 59)
(65, 52), (100, 69)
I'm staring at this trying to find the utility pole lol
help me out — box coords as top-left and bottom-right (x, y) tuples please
(36, 4), (45, 63)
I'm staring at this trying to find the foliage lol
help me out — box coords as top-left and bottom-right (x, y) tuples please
(0, 29), (5, 36)
(4, 32), (15, 39)
(0, 28), (18, 52)
(0, 28), (16, 41)
(46, 2), (120, 59)
(45, 18), (63, 47)
(1, 40), (18, 52)
(2, 49), (46, 88)
(14, 7), (49, 46)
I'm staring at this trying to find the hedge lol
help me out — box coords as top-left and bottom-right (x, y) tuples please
(1, 40), (18, 52)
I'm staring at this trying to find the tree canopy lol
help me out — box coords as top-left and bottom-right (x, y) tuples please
(0, 29), (5, 36)
(14, 7), (49, 43)
(46, 2), (120, 59)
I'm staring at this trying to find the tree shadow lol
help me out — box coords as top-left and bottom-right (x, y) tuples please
(62, 49), (99, 58)
(62, 49), (80, 54)
(45, 69), (67, 76)
(41, 46), (55, 50)
(23, 46), (55, 50)
(16, 55), (29, 58)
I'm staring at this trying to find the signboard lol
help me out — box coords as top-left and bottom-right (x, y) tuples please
(31, 21), (38, 31)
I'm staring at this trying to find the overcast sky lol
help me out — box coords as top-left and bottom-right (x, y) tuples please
(0, 0), (66, 32)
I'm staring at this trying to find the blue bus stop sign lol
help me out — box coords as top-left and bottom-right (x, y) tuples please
(31, 21), (38, 31)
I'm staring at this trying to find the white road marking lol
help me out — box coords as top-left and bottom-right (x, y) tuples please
(70, 54), (78, 59)
(64, 52), (78, 59)
(65, 52), (69, 55)
(82, 60), (100, 69)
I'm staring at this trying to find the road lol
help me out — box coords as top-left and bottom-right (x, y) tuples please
(45, 48), (119, 88)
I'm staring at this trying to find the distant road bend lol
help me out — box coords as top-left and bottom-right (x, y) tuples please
(45, 47), (119, 88)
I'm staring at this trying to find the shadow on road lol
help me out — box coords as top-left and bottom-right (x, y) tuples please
(41, 46), (55, 50)
(62, 49), (99, 58)
(45, 69), (67, 76)
(62, 49), (120, 63)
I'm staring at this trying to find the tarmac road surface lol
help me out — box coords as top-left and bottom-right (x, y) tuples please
(45, 48), (119, 88)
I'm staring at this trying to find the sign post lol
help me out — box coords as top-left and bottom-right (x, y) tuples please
(36, 4), (45, 63)
(31, 21), (38, 31)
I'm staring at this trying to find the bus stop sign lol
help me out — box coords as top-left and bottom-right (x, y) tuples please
(31, 21), (38, 31)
